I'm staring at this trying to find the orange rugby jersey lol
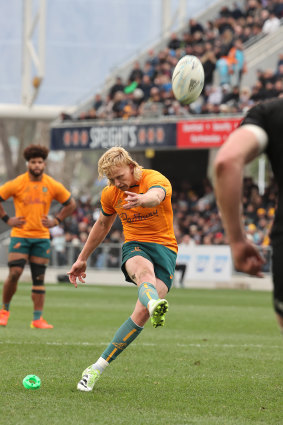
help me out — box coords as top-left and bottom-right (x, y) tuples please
(0, 172), (71, 238)
(101, 169), (178, 253)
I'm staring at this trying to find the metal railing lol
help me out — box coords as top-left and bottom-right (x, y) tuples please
(0, 239), (272, 274)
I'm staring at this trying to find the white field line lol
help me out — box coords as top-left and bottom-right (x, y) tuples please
(0, 340), (281, 349)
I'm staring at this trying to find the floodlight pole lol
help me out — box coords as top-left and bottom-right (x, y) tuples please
(162, 0), (187, 37)
(22, 0), (46, 107)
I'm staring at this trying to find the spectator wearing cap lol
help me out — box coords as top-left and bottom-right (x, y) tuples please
(257, 207), (267, 219)
(246, 223), (262, 245)
(213, 232), (225, 245)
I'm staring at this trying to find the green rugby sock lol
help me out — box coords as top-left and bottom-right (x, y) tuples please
(101, 317), (143, 363)
(33, 310), (42, 320)
(2, 303), (10, 311)
(138, 282), (159, 308)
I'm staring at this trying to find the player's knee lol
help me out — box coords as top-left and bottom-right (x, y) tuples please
(30, 263), (46, 294)
(136, 267), (155, 283)
(8, 259), (26, 281)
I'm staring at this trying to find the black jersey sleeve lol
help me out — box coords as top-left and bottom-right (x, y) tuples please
(240, 102), (267, 131)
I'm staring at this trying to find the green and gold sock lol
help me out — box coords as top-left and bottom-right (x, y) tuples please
(101, 317), (143, 363)
(138, 282), (159, 308)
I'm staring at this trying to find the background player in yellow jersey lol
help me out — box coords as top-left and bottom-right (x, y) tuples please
(68, 146), (177, 392)
(0, 144), (76, 329)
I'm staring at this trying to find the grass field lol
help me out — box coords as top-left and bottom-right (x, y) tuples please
(0, 282), (282, 425)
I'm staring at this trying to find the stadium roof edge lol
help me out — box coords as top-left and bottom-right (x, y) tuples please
(0, 104), (76, 120)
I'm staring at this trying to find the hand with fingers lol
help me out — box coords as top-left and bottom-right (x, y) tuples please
(41, 215), (58, 228)
(67, 259), (87, 288)
(123, 191), (142, 209)
(231, 240), (265, 278)
(8, 216), (26, 228)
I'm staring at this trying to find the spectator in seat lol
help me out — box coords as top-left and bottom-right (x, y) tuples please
(168, 32), (181, 51)
(128, 61), (144, 83)
(188, 18), (204, 35)
(201, 46), (217, 89)
(109, 77), (124, 100)
(262, 10), (280, 34)
(93, 93), (103, 111)
(139, 74), (153, 101)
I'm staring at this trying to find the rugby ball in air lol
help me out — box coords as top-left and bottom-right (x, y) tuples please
(172, 55), (204, 104)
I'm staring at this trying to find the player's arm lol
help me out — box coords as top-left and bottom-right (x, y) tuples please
(54, 197), (76, 223)
(123, 187), (165, 209)
(68, 211), (117, 287)
(0, 196), (25, 228)
(42, 197), (76, 228)
(214, 125), (267, 276)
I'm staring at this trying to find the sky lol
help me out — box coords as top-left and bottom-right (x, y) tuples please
(0, 0), (216, 107)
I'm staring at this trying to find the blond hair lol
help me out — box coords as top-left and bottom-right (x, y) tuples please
(98, 147), (143, 186)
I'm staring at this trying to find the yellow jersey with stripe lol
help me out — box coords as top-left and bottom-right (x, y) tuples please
(101, 169), (178, 253)
(0, 172), (71, 239)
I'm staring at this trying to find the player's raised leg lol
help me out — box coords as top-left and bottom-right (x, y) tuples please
(126, 255), (169, 328)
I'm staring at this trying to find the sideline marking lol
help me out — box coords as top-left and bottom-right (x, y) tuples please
(0, 340), (281, 349)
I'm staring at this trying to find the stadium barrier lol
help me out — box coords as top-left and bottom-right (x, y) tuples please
(0, 240), (272, 290)
(0, 239), (272, 275)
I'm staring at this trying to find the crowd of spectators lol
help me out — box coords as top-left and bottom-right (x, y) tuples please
(60, 0), (283, 122)
(50, 176), (277, 268)
(54, 0), (283, 268)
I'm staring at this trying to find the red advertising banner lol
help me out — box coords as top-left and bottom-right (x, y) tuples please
(177, 118), (242, 149)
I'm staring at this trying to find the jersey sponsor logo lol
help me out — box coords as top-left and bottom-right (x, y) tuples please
(119, 209), (158, 223)
(23, 195), (47, 206)
(42, 187), (48, 193)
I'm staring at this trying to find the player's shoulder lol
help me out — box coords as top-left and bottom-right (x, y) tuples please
(8, 173), (27, 185)
(43, 173), (64, 187)
(101, 185), (116, 198)
(246, 97), (283, 118)
(242, 98), (283, 128)
(142, 168), (170, 183)
(142, 168), (166, 179)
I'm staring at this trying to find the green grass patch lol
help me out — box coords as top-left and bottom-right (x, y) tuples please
(0, 283), (282, 425)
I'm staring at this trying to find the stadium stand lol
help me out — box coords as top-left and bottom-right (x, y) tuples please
(58, 0), (283, 121)
(15, 0), (282, 270)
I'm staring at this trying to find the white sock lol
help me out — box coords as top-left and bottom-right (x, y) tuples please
(91, 357), (109, 373)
